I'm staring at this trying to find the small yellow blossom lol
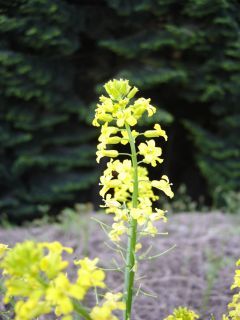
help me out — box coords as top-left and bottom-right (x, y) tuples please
(109, 221), (128, 242)
(121, 129), (139, 145)
(138, 139), (163, 167)
(143, 221), (158, 237)
(131, 208), (147, 225)
(104, 79), (132, 101)
(144, 123), (168, 140)
(164, 306), (199, 320)
(96, 149), (119, 163)
(15, 299), (51, 320)
(132, 97), (156, 119)
(90, 292), (125, 320)
(151, 175), (174, 198)
(46, 273), (74, 316)
(135, 243), (142, 252)
(150, 209), (167, 222)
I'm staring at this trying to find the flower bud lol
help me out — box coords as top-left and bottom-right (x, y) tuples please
(98, 113), (113, 122)
(101, 150), (119, 158)
(127, 87), (138, 99)
(144, 130), (159, 138)
(106, 137), (122, 144)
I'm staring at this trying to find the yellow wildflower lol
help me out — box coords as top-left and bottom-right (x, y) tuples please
(90, 292), (125, 320)
(121, 129), (139, 145)
(109, 221), (127, 242)
(115, 108), (137, 127)
(46, 273), (74, 316)
(15, 299), (51, 320)
(75, 257), (106, 291)
(96, 149), (119, 163)
(131, 208), (147, 225)
(144, 123), (168, 140)
(94, 79), (174, 243)
(104, 79), (132, 101)
(150, 209), (167, 222)
(40, 242), (72, 279)
(143, 221), (158, 237)
(164, 306), (199, 320)
(227, 259), (240, 320)
(135, 243), (142, 252)
(138, 139), (163, 167)
(132, 97), (156, 119)
(151, 175), (174, 198)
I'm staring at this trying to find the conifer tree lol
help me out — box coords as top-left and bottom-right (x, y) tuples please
(0, 0), (98, 219)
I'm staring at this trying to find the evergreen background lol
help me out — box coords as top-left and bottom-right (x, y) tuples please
(0, 0), (239, 221)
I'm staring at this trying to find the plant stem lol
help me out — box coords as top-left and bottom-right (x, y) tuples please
(73, 299), (92, 320)
(123, 124), (138, 320)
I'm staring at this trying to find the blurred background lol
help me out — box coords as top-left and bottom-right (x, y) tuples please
(0, 0), (240, 222)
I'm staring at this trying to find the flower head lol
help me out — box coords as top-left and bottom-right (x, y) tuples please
(94, 79), (173, 243)
(164, 307), (199, 320)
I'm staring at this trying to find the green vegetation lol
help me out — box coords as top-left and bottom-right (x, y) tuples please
(0, 0), (239, 220)
(0, 0), (98, 220)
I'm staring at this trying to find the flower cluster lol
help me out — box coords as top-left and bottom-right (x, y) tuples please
(164, 307), (199, 320)
(93, 79), (174, 242)
(0, 241), (124, 320)
(91, 292), (125, 320)
(223, 259), (240, 320)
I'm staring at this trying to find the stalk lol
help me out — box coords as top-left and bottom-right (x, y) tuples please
(73, 300), (92, 320)
(123, 124), (138, 320)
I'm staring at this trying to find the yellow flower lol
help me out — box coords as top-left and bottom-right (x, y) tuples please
(0, 240), (110, 320)
(94, 79), (174, 246)
(39, 242), (73, 279)
(96, 149), (119, 163)
(132, 97), (156, 119)
(143, 221), (158, 237)
(150, 209), (167, 222)
(138, 139), (163, 167)
(227, 259), (240, 319)
(102, 194), (121, 209)
(144, 124), (168, 141)
(115, 108), (137, 127)
(75, 257), (106, 291)
(46, 273), (75, 316)
(109, 221), (127, 242)
(104, 79), (132, 101)
(164, 307), (199, 320)
(100, 177), (121, 198)
(90, 292), (125, 320)
(15, 299), (51, 320)
(135, 243), (142, 252)
(131, 208), (147, 225)
(0, 241), (43, 277)
(151, 175), (174, 198)
(121, 129), (139, 145)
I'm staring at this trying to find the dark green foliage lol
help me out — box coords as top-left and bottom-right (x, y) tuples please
(0, 0), (98, 220)
(1, 0), (239, 220)
(98, 0), (240, 207)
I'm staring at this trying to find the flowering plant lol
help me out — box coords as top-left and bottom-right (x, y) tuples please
(92, 78), (174, 319)
(0, 242), (124, 320)
(0, 79), (239, 320)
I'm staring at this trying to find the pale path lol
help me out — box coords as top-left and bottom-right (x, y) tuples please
(0, 212), (239, 319)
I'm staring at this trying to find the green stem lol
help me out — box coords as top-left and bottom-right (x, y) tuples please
(123, 124), (138, 320)
(73, 299), (92, 320)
